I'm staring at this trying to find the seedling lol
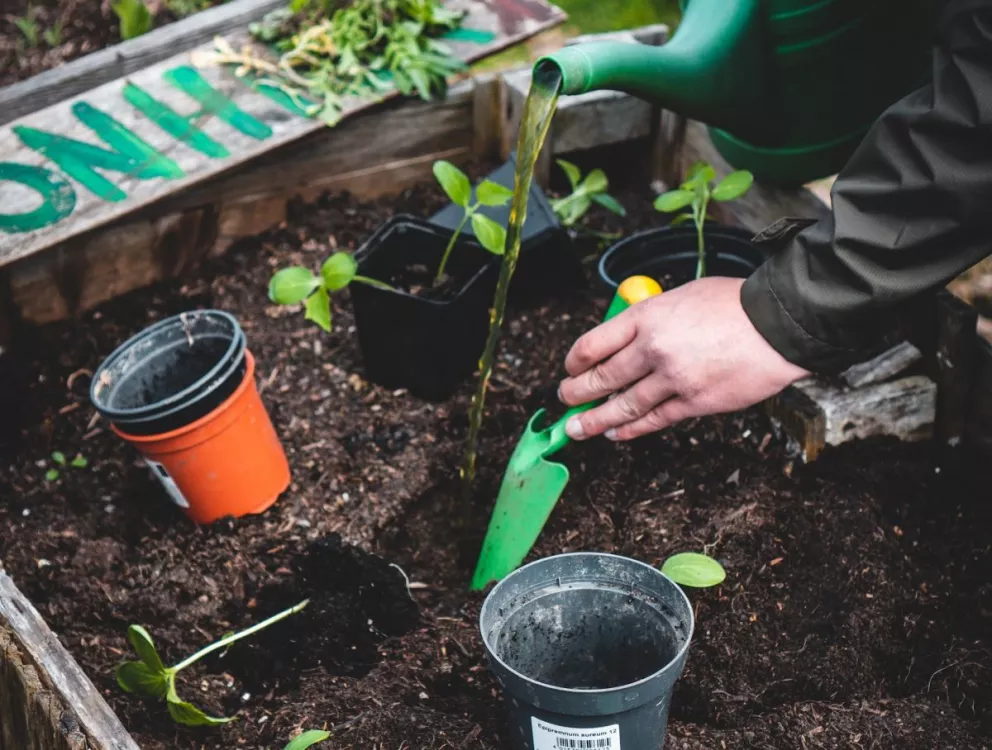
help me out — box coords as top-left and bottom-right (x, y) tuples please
(284, 729), (331, 749)
(12, 7), (40, 47)
(661, 552), (726, 588)
(269, 252), (393, 333)
(44, 451), (88, 482)
(432, 160), (512, 283)
(653, 161), (753, 279)
(43, 19), (63, 47)
(111, 0), (153, 40)
(165, 0), (213, 17)
(116, 599), (308, 726)
(550, 159), (626, 227)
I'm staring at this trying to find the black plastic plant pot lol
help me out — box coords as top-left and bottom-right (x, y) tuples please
(598, 224), (766, 292)
(429, 155), (585, 305)
(90, 310), (247, 436)
(480, 553), (694, 750)
(350, 215), (499, 402)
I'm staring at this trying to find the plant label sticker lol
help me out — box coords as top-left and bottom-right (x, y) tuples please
(145, 460), (189, 509)
(531, 718), (621, 750)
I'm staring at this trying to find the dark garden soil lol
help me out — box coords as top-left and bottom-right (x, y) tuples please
(1, 168), (990, 750)
(0, 0), (222, 87)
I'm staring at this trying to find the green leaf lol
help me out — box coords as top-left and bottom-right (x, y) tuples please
(475, 180), (513, 207)
(682, 161), (715, 187)
(269, 268), (319, 305)
(654, 190), (694, 213)
(166, 696), (234, 727)
(711, 170), (754, 202)
(661, 553), (727, 588)
(284, 730), (332, 750)
(115, 661), (169, 699)
(579, 168), (608, 195)
(591, 193), (626, 217)
(432, 160), (471, 207)
(471, 214), (506, 255)
(669, 213), (695, 227)
(70, 454), (88, 469)
(556, 159), (581, 190)
(320, 252), (357, 291)
(127, 625), (166, 672)
(560, 195), (592, 226)
(45, 469), (59, 481)
(51, 451), (66, 466)
(112, 0), (153, 40)
(304, 287), (332, 333)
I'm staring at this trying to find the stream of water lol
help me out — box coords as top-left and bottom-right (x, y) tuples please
(461, 65), (563, 483)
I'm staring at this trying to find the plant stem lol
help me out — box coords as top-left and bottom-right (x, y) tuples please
(695, 194), (708, 280)
(434, 210), (471, 284)
(171, 599), (309, 673)
(354, 275), (395, 291)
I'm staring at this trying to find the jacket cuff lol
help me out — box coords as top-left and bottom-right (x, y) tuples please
(740, 264), (872, 374)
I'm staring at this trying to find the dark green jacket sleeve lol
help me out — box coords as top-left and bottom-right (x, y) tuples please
(741, 0), (992, 373)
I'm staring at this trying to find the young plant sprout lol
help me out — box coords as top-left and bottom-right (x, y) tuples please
(283, 729), (331, 749)
(269, 252), (393, 333)
(661, 552), (726, 588)
(653, 161), (754, 279)
(116, 599), (308, 726)
(111, 0), (153, 40)
(432, 160), (512, 283)
(551, 159), (626, 227)
(45, 451), (88, 482)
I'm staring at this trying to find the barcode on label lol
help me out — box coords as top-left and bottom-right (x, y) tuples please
(555, 738), (614, 749)
(531, 718), (621, 750)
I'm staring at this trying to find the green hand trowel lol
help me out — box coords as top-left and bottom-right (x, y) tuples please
(470, 275), (663, 591)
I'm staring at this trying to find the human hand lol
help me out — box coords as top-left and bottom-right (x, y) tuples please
(558, 277), (810, 441)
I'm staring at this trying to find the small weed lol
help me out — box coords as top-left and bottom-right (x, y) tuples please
(44, 451), (88, 482)
(116, 600), (308, 726)
(661, 552), (726, 588)
(42, 18), (63, 47)
(12, 7), (40, 47)
(269, 252), (393, 333)
(283, 730), (331, 749)
(432, 160), (511, 283)
(111, 0), (153, 40)
(551, 159), (626, 227)
(654, 161), (753, 279)
(164, 0), (215, 17)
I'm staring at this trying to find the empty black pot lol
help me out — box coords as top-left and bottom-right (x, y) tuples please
(90, 310), (247, 436)
(481, 553), (694, 750)
(430, 155), (585, 305)
(598, 224), (766, 292)
(350, 215), (499, 402)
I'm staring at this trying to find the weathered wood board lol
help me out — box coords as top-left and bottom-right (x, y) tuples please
(0, 0), (566, 268)
(0, 568), (138, 750)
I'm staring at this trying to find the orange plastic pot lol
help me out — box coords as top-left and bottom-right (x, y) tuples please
(113, 350), (290, 524)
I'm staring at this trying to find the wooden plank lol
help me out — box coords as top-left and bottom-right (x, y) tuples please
(841, 341), (923, 389)
(765, 384), (827, 463)
(5, 83), (478, 325)
(0, 0), (565, 268)
(0, 570), (138, 750)
(0, 0), (285, 126)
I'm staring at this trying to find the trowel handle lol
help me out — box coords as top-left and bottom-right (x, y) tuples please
(546, 276), (662, 452)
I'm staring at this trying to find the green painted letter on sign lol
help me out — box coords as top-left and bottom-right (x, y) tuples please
(0, 163), (76, 233)
(14, 101), (184, 202)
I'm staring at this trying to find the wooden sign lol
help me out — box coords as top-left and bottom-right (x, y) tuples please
(0, 0), (565, 269)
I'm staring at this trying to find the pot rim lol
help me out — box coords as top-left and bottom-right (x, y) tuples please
(90, 309), (244, 420)
(353, 214), (498, 308)
(479, 551), (695, 697)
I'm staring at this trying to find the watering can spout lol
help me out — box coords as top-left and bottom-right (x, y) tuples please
(535, 0), (768, 144)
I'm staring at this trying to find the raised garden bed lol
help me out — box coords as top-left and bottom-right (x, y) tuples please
(1, 17), (991, 750)
(1, 173), (991, 749)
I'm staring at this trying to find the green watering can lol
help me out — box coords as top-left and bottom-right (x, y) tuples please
(536, 0), (936, 185)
